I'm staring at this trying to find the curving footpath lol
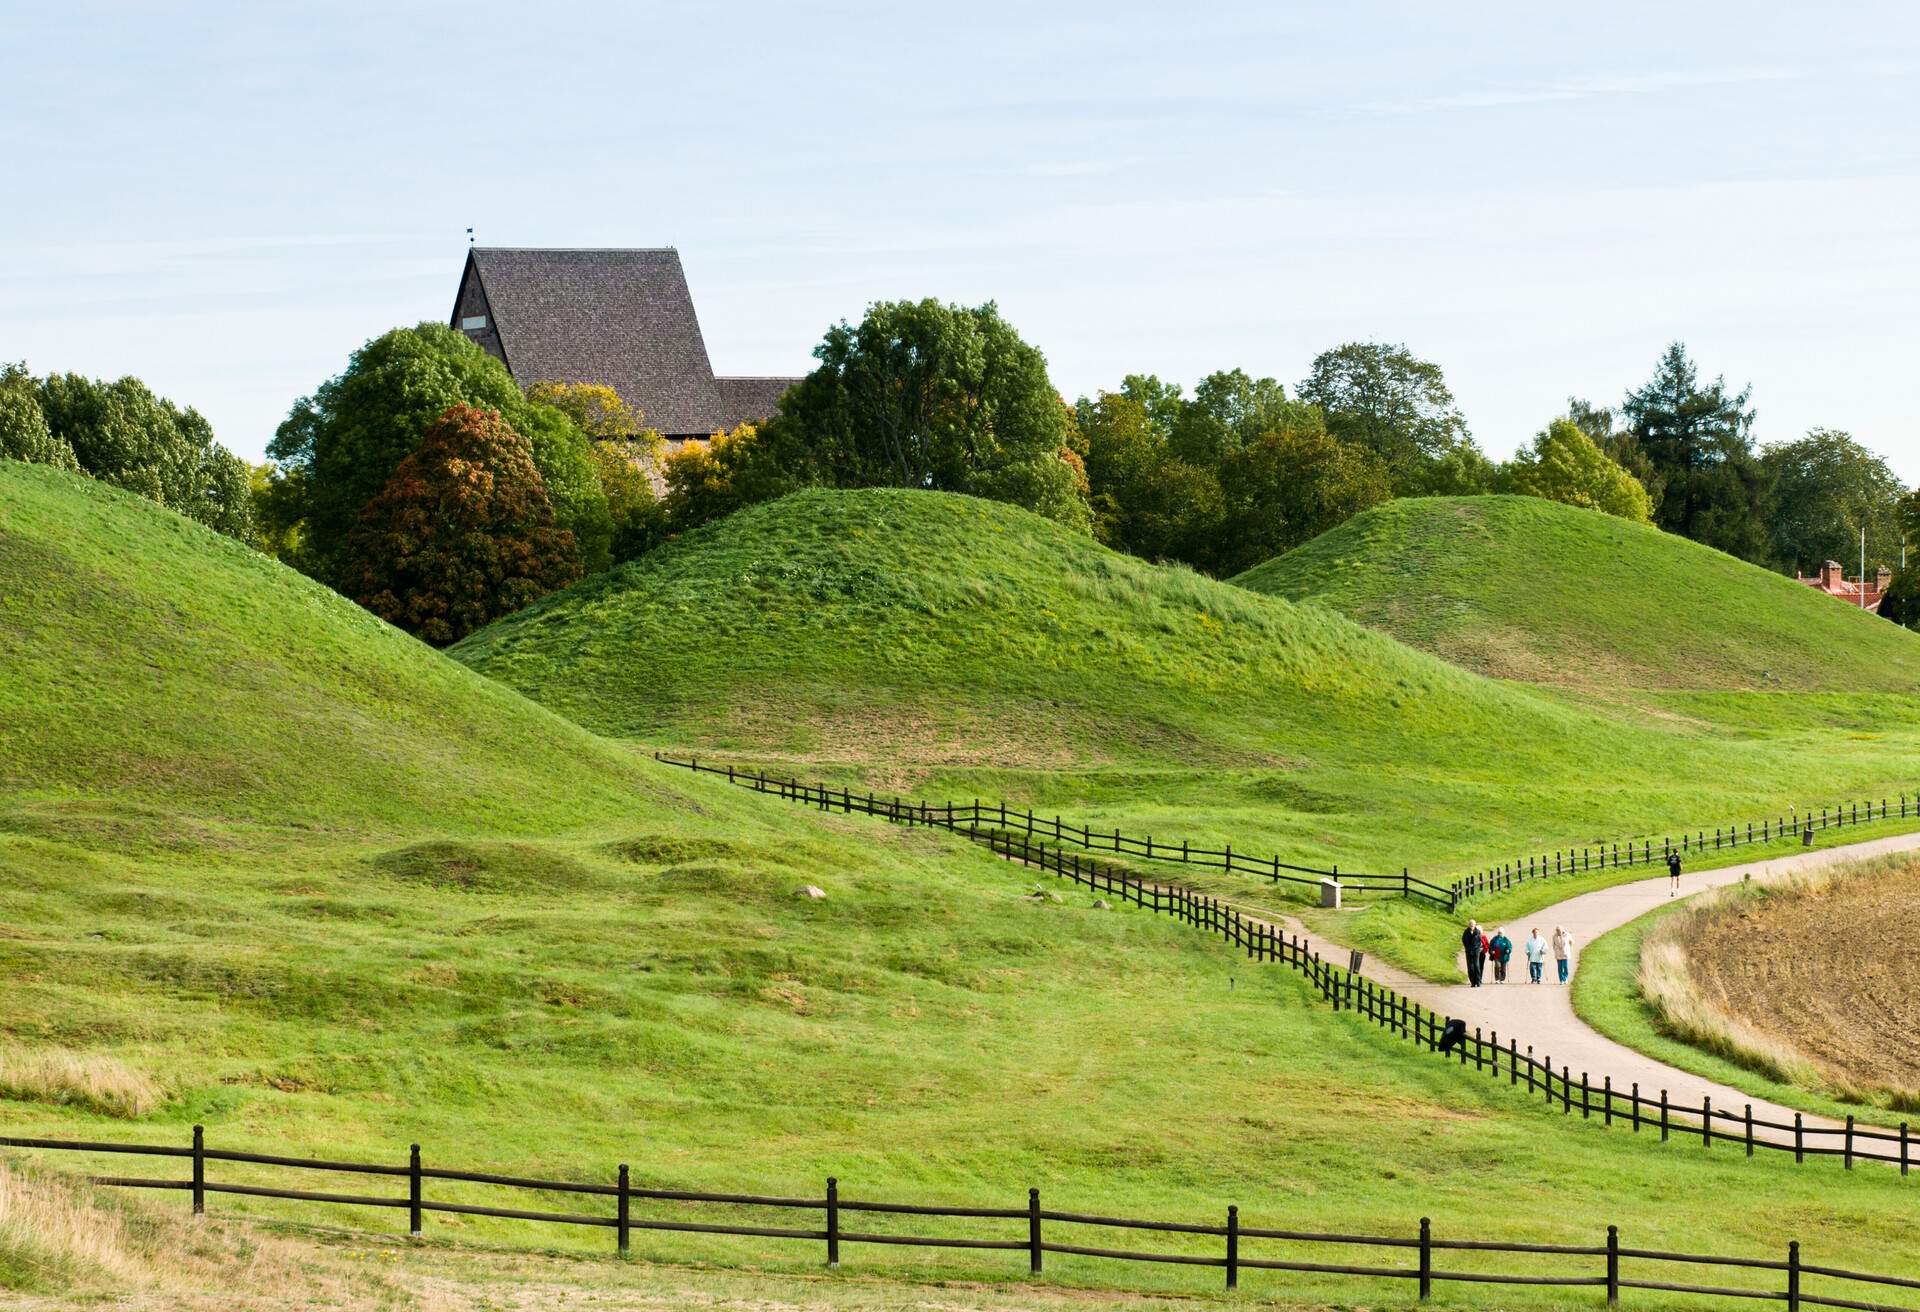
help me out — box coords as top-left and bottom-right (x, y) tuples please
(1285, 830), (1920, 1149)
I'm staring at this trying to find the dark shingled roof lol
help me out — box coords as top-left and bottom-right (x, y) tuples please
(457, 248), (800, 437)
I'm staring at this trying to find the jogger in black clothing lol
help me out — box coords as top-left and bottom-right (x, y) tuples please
(1667, 850), (1682, 896)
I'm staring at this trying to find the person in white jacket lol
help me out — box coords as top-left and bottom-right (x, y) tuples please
(1524, 929), (1548, 983)
(1551, 925), (1575, 983)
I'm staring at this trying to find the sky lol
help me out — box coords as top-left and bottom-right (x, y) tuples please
(4, 2), (1919, 475)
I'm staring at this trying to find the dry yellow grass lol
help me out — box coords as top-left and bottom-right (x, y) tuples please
(0, 1047), (166, 1119)
(1637, 856), (1920, 1109)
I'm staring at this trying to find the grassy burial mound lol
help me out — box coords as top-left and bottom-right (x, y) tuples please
(1235, 495), (1920, 694)
(455, 488), (1920, 887)
(7, 467), (1920, 1302)
(451, 487), (1615, 770)
(0, 462), (672, 836)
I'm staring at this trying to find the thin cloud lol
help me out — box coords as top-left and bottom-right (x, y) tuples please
(1366, 65), (1803, 115)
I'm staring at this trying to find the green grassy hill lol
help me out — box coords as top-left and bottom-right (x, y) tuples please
(0, 462), (671, 836)
(453, 489), (1920, 881)
(1234, 495), (1920, 692)
(8, 464), (1920, 1304)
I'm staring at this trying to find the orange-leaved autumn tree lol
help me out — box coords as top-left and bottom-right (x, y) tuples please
(345, 404), (582, 644)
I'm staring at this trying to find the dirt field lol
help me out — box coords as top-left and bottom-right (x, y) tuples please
(1680, 862), (1920, 1102)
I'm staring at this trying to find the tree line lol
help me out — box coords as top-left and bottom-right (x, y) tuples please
(3, 300), (1914, 646)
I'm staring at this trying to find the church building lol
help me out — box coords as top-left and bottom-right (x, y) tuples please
(450, 247), (801, 441)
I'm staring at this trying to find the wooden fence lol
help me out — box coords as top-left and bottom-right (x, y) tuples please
(652, 753), (1455, 908)
(5, 1126), (1918, 1309)
(653, 754), (1920, 913)
(1454, 794), (1920, 903)
(652, 753), (1917, 1176)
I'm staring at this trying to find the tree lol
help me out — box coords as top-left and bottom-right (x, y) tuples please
(1759, 429), (1905, 576)
(529, 381), (666, 564)
(1167, 369), (1291, 466)
(1213, 415), (1392, 574)
(1297, 342), (1479, 492)
(1879, 564), (1920, 630)
(0, 365), (77, 470)
(1622, 343), (1772, 561)
(1074, 390), (1225, 562)
(661, 424), (770, 532)
(342, 405), (582, 645)
(32, 369), (254, 539)
(755, 299), (1090, 529)
(1503, 418), (1653, 522)
(590, 441), (666, 562)
(270, 325), (612, 584)
(250, 462), (305, 563)
(1568, 396), (1663, 508)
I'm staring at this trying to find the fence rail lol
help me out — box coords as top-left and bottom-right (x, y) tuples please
(653, 754), (1920, 914)
(1454, 794), (1920, 903)
(4, 1128), (1915, 1309)
(652, 753), (1914, 1176)
(652, 753), (1455, 908)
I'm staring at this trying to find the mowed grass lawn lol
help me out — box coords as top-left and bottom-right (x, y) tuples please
(6, 466), (1920, 1307)
(453, 487), (1920, 985)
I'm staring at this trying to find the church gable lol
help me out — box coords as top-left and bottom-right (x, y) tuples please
(450, 247), (798, 439)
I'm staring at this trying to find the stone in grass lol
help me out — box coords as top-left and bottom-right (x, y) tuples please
(1026, 885), (1064, 903)
(1093, 898), (1111, 909)
(795, 886), (826, 900)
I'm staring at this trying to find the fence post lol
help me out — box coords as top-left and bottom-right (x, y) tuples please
(1794, 1113), (1803, 1163)
(1027, 1187), (1043, 1274)
(1603, 1075), (1612, 1126)
(408, 1143), (422, 1237)
(1845, 1115), (1855, 1170)
(1787, 1240), (1800, 1312)
(1418, 1217), (1432, 1301)
(1746, 1105), (1754, 1157)
(1901, 1122), (1910, 1176)
(617, 1164), (630, 1255)
(1702, 1096), (1712, 1148)
(1607, 1225), (1619, 1305)
(191, 1124), (205, 1216)
(826, 1175), (840, 1267)
(1226, 1205), (1239, 1290)
(1630, 1083), (1640, 1132)
(1660, 1090), (1669, 1142)
(1509, 1038), (1518, 1085)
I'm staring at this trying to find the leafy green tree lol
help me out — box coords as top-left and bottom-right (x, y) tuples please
(1568, 396), (1663, 508)
(0, 365), (77, 470)
(661, 425), (771, 531)
(1167, 369), (1291, 466)
(755, 299), (1090, 529)
(33, 370), (254, 539)
(1502, 418), (1653, 522)
(525, 380), (665, 563)
(590, 441), (667, 562)
(1622, 343), (1772, 561)
(270, 325), (612, 584)
(249, 463), (305, 562)
(1074, 391), (1225, 562)
(1759, 429), (1905, 575)
(1213, 414), (1392, 574)
(1879, 564), (1920, 630)
(1115, 373), (1185, 442)
(343, 405), (582, 645)
(1297, 342), (1480, 492)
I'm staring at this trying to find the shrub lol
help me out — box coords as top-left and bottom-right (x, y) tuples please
(343, 405), (582, 644)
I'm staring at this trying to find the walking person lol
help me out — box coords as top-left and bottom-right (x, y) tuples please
(1666, 849), (1682, 896)
(1524, 928), (1546, 983)
(1462, 918), (1487, 987)
(1552, 924), (1575, 984)
(1490, 927), (1513, 983)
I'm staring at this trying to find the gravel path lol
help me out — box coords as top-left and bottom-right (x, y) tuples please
(1276, 830), (1920, 1152)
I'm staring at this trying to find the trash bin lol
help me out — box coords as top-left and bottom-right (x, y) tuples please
(1349, 948), (1365, 973)
(1319, 878), (1341, 909)
(1802, 823), (1815, 847)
